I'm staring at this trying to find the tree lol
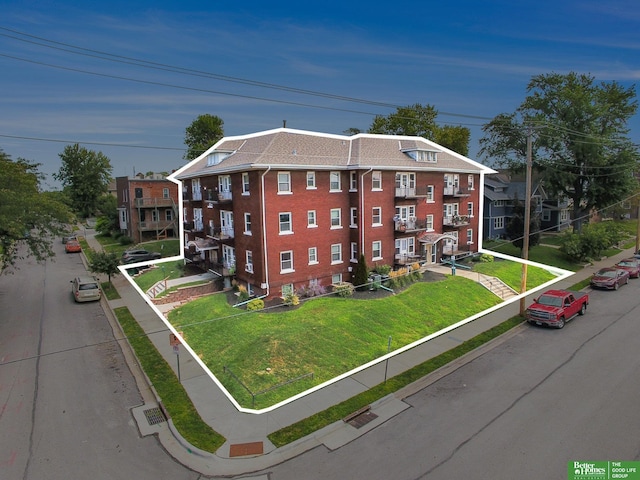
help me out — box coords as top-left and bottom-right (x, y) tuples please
(368, 103), (470, 155)
(88, 251), (121, 284)
(94, 194), (119, 236)
(0, 150), (72, 272)
(505, 198), (540, 254)
(353, 254), (369, 291)
(480, 72), (639, 232)
(53, 144), (113, 218)
(184, 114), (224, 160)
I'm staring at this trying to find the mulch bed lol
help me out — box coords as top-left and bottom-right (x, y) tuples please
(226, 269), (447, 311)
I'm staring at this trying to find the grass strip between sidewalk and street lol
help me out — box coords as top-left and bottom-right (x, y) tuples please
(112, 306), (226, 453)
(267, 315), (523, 448)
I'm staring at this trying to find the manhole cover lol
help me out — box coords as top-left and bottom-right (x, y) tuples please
(347, 411), (378, 429)
(143, 407), (166, 426)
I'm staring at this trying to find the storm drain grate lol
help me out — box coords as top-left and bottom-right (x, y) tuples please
(143, 407), (166, 426)
(347, 411), (378, 429)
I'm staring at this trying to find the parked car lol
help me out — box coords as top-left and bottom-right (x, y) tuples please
(615, 258), (640, 278)
(65, 239), (82, 253)
(525, 289), (589, 329)
(590, 267), (630, 290)
(121, 249), (162, 264)
(62, 234), (77, 244)
(71, 276), (101, 303)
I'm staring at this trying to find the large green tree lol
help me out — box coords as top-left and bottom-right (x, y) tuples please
(184, 114), (225, 160)
(368, 103), (470, 155)
(0, 150), (72, 272)
(54, 144), (113, 218)
(480, 72), (638, 231)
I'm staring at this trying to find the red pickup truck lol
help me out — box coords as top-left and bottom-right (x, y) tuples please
(525, 289), (589, 329)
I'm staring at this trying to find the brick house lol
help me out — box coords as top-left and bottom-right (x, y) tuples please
(172, 128), (495, 299)
(116, 173), (180, 244)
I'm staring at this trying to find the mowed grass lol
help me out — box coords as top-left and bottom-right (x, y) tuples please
(169, 276), (502, 409)
(472, 258), (558, 291)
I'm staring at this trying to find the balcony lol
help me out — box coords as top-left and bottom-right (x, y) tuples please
(207, 225), (235, 240)
(138, 220), (175, 231)
(394, 217), (427, 233)
(443, 215), (470, 228)
(134, 197), (175, 208)
(183, 220), (204, 232)
(395, 186), (431, 198)
(443, 186), (471, 197)
(394, 253), (425, 265)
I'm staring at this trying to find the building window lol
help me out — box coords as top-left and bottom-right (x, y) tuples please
(330, 208), (342, 228)
(372, 207), (382, 226)
(151, 210), (158, 222)
(281, 283), (294, 297)
(467, 202), (473, 217)
(494, 217), (504, 229)
(468, 175), (474, 190)
(494, 200), (505, 207)
(542, 210), (551, 221)
(426, 214), (434, 230)
(308, 247), (318, 265)
(350, 242), (358, 262)
(332, 273), (343, 284)
(426, 185), (435, 202)
(307, 210), (317, 228)
(372, 171), (382, 190)
(560, 210), (569, 222)
(372, 241), (382, 260)
(350, 171), (358, 191)
(244, 213), (252, 234)
(242, 172), (250, 194)
(245, 251), (253, 273)
(467, 229), (473, 245)
(330, 171), (341, 191)
(350, 208), (358, 228)
(306, 171), (316, 189)
(163, 187), (170, 199)
(279, 212), (292, 234)
(280, 251), (294, 272)
(165, 209), (172, 221)
(331, 244), (342, 264)
(278, 172), (291, 193)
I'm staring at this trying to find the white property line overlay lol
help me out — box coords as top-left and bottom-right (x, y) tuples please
(118, 248), (574, 415)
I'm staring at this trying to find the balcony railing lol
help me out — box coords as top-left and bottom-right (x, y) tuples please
(443, 186), (471, 197)
(394, 217), (428, 232)
(207, 225), (235, 239)
(184, 221), (204, 232)
(134, 198), (175, 208)
(443, 215), (470, 227)
(395, 186), (432, 198)
(138, 220), (175, 231)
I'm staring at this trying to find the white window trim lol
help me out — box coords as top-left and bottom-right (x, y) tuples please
(280, 251), (295, 273)
(372, 171), (382, 191)
(308, 247), (319, 265)
(372, 240), (382, 261)
(330, 244), (343, 265)
(330, 208), (342, 229)
(372, 207), (382, 227)
(307, 210), (318, 228)
(329, 171), (342, 192)
(279, 212), (293, 235)
(277, 172), (292, 195)
(306, 171), (317, 190)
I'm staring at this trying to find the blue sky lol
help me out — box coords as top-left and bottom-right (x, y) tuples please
(1, 1), (639, 188)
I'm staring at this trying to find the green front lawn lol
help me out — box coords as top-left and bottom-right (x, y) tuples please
(169, 276), (505, 409)
(472, 258), (557, 291)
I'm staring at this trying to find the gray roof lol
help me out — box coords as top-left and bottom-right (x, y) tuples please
(173, 128), (495, 179)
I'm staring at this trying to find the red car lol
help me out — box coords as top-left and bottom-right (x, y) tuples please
(590, 267), (630, 290)
(65, 240), (82, 253)
(615, 258), (640, 278)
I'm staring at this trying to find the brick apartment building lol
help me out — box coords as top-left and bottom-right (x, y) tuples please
(172, 128), (495, 299)
(116, 173), (180, 244)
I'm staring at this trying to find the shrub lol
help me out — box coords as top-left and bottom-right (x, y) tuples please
(411, 262), (421, 271)
(237, 285), (249, 302)
(119, 235), (133, 245)
(333, 282), (354, 297)
(297, 283), (326, 298)
(374, 264), (391, 276)
(284, 292), (300, 306)
(479, 253), (494, 263)
(246, 299), (264, 311)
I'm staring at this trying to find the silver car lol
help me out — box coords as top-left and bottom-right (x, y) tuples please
(71, 276), (101, 303)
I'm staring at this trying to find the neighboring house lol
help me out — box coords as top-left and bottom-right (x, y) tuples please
(483, 171), (571, 240)
(116, 173), (180, 244)
(172, 128), (495, 299)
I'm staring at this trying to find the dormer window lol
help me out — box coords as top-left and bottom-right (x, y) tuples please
(206, 151), (231, 166)
(405, 149), (438, 163)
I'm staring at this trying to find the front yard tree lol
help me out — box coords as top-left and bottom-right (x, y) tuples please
(88, 251), (120, 284)
(354, 254), (369, 291)
(54, 144), (113, 218)
(479, 72), (638, 232)
(184, 114), (225, 160)
(0, 150), (72, 272)
(506, 198), (541, 254)
(368, 103), (471, 155)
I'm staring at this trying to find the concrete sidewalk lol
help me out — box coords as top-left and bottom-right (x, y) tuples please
(82, 230), (638, 477)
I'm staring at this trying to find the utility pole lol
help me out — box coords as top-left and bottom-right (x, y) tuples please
(519, 127), (533, 316)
